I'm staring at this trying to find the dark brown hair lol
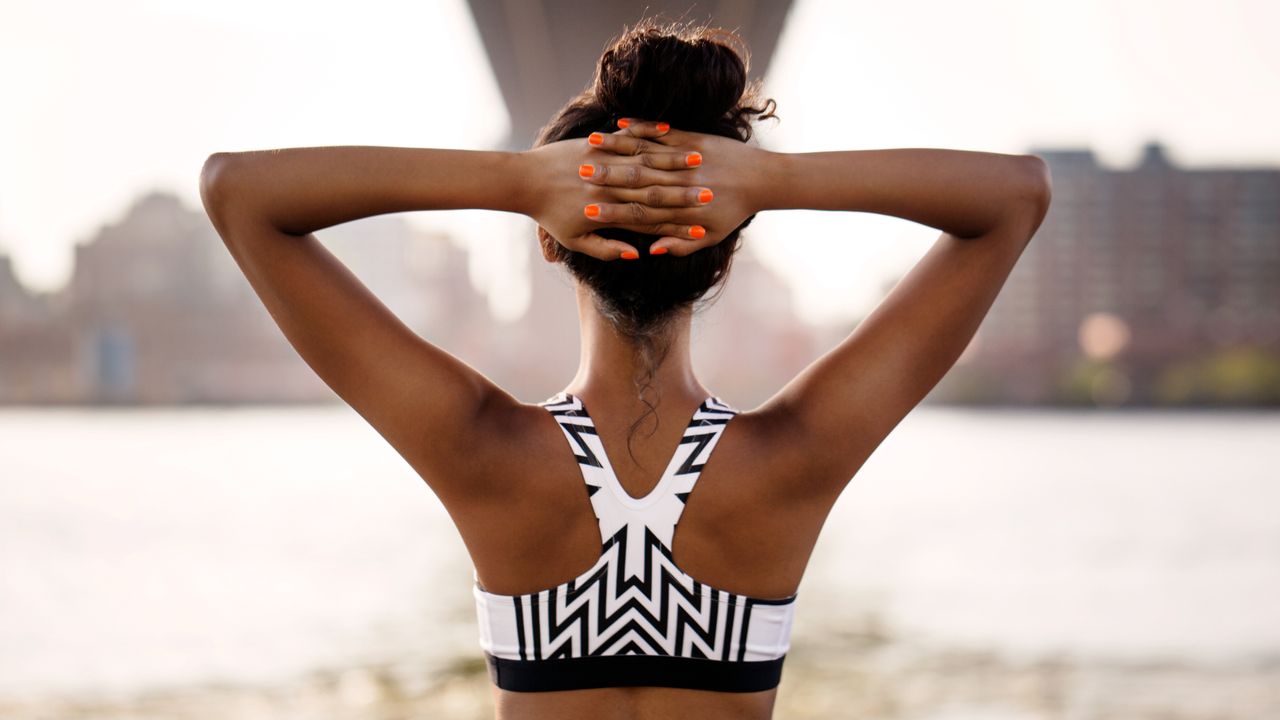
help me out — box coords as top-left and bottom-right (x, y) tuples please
(533, 17), (778, 455)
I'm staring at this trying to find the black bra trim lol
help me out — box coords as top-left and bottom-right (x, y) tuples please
(485, 652), (786, 693)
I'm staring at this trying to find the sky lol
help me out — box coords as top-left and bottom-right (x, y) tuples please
(1, 0), (1278, 324)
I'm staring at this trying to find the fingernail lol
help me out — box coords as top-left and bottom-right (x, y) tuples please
(690, 225), (706, 239)
(584, 204), (600, 218)
(656, 122), (670, 133)
(650, 246), (669, 255)
(579, 164), (595, 179)
(621, 249), (640, 260)
(685, 152), (702, 167)
(698, 188), (714, 204)
(588, 132), (604, 146)
(617, 118), (631, 129)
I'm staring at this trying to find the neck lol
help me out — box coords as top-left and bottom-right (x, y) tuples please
(564, 283), (708, 409)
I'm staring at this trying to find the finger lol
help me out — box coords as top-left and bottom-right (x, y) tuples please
(633, 149), (702, 170)
(647, 234), (717, 258)
(582, 201), (680, 226)
(580, 161), (680, 189)
(608, 223), (708, 242)
(605, 185), (713, 208)
(616, 118), (671, 138)
(579, 157), (701, 188)
(587, 131), (668, 157)
(644, 126), (695, 147)
(566, 233), (642, 262)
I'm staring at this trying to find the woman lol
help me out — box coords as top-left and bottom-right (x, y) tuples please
(200, 18), (1050, 720)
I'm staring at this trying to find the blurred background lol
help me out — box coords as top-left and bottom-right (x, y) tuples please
(1, 0), (1278, 718)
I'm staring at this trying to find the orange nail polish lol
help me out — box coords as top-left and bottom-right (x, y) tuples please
(690, 225), (706, 239)
(650, 246), (669, 255)
(617, 118), (631, 129)
(584, 204), (600, 218)
(588, 132), (604, 146)
(698, 188), (714, 204)
(621, 249), (640, 260)
(685, 152), (702, 167)
(656, 122), (670, 133)
(579, 164), (595, 178)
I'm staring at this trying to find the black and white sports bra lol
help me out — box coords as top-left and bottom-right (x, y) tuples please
(472, 392), (798, 693)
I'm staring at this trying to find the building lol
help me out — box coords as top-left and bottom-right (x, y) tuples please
(0, 191), (483, 404)
(936, 142), (1280, 405)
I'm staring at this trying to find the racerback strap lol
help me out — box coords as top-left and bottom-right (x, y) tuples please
(539, 392), (738, 579)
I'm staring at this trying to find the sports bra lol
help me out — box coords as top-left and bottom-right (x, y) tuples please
(472, 391), (798, 693)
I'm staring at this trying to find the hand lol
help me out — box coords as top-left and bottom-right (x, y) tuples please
(581, 118), (769, 256)
(519, 121), (708, 260)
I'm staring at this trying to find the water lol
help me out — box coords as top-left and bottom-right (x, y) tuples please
(807, 408), (1280, 662)
(1, 406), (1278, 703)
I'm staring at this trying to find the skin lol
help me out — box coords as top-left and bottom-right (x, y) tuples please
(199, 119), (1052, 719)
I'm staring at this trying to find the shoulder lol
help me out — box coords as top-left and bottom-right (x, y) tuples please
(447, 393), (566, 496)
(723, 399), (866, 505)
(437, 394), (594, 550)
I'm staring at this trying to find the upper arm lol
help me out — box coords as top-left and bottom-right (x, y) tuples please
(199, 154), (514, 502)
(758, 157), (1052, 492)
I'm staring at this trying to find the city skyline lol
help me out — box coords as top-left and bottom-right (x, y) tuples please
(1, 137), (1276, 407)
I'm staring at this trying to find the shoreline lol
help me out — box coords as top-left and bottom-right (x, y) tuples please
(4, 637), (1278, 720)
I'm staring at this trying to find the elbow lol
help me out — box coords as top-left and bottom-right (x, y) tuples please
(199, 152), (255, 231)
(1019, 154), (1053, 219)
(1011, 154), (1053, 237)
(199, 152), (234, 224)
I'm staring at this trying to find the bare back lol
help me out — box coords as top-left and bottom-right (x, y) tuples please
(451, 395), (849, 719)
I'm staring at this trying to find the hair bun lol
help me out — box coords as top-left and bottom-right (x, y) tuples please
(592, 21), (752, 131)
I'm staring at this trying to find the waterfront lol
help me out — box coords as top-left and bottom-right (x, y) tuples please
(2, 405), (1278, 718)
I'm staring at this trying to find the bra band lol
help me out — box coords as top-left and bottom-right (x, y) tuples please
(484, 652), (786, 693)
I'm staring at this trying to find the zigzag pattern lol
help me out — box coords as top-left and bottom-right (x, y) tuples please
(521, 524), (751, 660)
(474, 392), (798, 670)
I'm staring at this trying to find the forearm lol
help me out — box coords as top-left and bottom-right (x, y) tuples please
(200, 146), (529, 235)
(758, 148), (1050, 239)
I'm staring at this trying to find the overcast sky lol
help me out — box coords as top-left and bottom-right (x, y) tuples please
(2, 0), (1277, 323)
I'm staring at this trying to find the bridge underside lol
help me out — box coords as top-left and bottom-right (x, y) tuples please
(463, 0), (794, 149)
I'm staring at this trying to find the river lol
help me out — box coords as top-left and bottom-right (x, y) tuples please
(1, 405), (1277, 717)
